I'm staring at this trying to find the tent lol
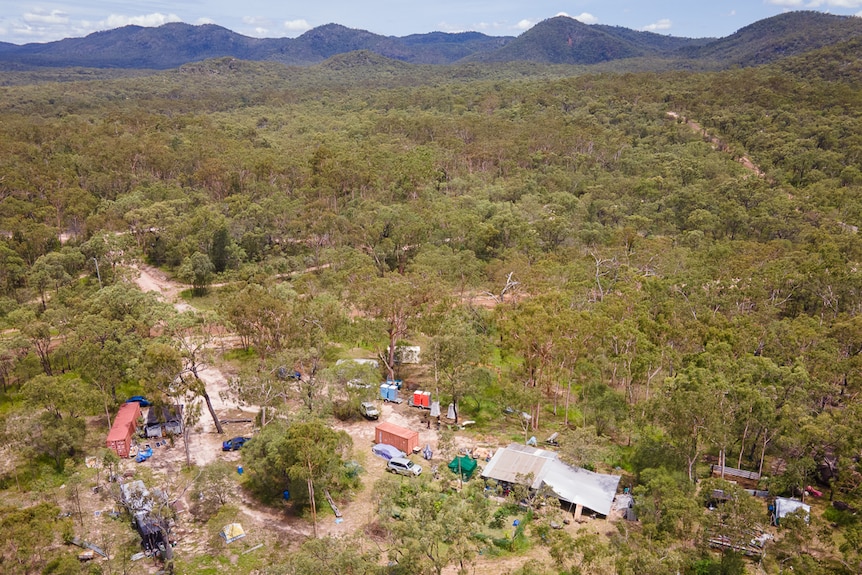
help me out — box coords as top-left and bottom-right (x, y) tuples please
(448, 455), (478, 480)
(372, 443), (405, 460)
(220, 523), (246, 544)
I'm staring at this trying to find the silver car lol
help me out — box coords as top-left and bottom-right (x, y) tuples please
(387, 457), (422, 476)
(359, 401), (379, 420)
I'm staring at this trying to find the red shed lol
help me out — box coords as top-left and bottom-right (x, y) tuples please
(374, 421), (419, 454)
(107, 402), (142, 457)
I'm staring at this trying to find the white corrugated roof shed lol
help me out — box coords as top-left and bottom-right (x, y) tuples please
(774, 497), (810, 523)
(481, 443), (557, 489)
(481, 443), (621, 516)
(541, 459), (622, 516)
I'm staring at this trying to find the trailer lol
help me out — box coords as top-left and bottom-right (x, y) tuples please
(408, 390), (432, 409)
(379, 383), (403, 403)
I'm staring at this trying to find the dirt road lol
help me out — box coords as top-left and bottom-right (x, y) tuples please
(667, 111), (766, 178)
(133, 264), (194, 312)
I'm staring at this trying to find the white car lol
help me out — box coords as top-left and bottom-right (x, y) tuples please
(359, 401), (379, 420)
(387, 457), (422, 476)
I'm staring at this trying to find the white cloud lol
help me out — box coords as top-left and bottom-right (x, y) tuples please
(23, 9), (69, 25)
(573, 12), (599, 24)
(642, 18), (672, 32)
(817, 0), (862, 6)
(104, 13), (181, 29)
(196, 17), (216, 25)
(767, 0), (862, 6)
(283, 19), (311, 32)
(243, 16), (270, 26)
(515, 19), (535, 30)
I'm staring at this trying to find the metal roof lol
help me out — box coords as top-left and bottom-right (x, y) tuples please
(711, 465), (761, 481)
(481, 443), (557, 489)
(481, 443), (621, 516)
(542, 459), (622, 516)
(774, 497), (810, 521)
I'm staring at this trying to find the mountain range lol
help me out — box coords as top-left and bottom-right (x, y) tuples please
(0, 11), (859, 71)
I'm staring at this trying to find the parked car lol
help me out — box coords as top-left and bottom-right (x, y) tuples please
(387, 457), (422, 476)
(359, 401), (379, 420)
(125, 395), (151, 407)
(222, 436), (251, 451)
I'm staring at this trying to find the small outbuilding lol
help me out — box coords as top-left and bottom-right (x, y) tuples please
(145, 405), (184, 438)
(772, 497), (810, 525)
(106, 402), (142, 457)
(374, 421), (419, 454)
(711, 465), (761, 490)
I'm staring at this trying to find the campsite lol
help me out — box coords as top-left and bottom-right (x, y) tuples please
(3, 11), (862, 574)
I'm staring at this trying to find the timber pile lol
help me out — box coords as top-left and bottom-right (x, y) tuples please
(324, 489), (342, 518)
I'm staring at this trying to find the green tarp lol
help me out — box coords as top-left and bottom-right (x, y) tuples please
(448, 455), (478, 480)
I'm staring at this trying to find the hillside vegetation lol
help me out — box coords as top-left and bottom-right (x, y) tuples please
(0, 38), (861, 575)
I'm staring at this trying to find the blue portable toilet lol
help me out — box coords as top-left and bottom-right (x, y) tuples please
(380, 384), (388, 400)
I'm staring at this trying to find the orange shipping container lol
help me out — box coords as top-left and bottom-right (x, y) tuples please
(375, 421), (419, 454)
(106, 402), (142, 457)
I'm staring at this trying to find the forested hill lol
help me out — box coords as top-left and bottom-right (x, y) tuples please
(0, 11), (859, 71)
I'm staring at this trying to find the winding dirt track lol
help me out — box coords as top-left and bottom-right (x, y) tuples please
(667, 111), (766, 177)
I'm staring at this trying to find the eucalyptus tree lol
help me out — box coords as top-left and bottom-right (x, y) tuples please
(166, 311), (224, 434)
(241, 419), (352, 538)
(425, 310), (491, 423)
(354, 272), (436, 381)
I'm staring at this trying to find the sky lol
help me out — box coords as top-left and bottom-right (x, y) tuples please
(1, 1), (861, 46)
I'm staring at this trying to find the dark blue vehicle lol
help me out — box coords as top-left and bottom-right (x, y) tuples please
(125, 395), (151, 407)
(222, 436), (252, 451)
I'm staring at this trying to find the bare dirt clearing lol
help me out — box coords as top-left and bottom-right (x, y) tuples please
(133, 264), (193, 312)
(121, 264), (611, 574)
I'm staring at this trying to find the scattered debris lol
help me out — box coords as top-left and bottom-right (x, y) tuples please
(220, 523), (246, 544)
(324, 489), (342, 518)
(69, 537), (108, 558)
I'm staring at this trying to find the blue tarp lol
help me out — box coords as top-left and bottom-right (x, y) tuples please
(372, 443), (405, 460)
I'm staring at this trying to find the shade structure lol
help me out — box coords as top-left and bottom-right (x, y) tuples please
(448, 455), (478, 480)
